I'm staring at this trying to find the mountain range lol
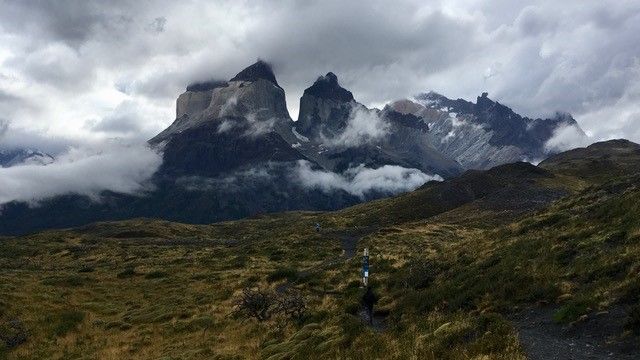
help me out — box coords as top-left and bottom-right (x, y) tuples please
(0, 61), (586, 235)
(0, 148), (54, 168)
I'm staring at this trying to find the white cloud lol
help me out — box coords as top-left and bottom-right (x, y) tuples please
(544, 124), (591, 153)
(215, 112), (276, 137)
(243, 113), (276, 138)
(325, 106), (390, 148)
(294, 160), (442, 198)
(0, 142), (162, 206)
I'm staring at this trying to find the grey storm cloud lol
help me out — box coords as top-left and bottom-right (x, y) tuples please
(0, 0), (639, 149)
(89, 101), (145, 136)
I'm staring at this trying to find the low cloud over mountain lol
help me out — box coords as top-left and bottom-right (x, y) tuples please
(294, 160), (441, 198)
(0, 142), (161, 206)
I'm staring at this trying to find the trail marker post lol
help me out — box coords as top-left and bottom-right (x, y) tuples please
(362, 248), (369, 287)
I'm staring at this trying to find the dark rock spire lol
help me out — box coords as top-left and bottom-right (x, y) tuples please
(230, 60), (280, 87)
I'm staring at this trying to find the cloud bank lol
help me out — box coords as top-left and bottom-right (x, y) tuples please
(294, 160), (442, 198)
(0, 142), (162, 206)
(1, 1), (639, 151)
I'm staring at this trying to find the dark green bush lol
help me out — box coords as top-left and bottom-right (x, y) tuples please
(48, 310), (85, 337)
(117, 267), (138, 279)
(553, 302), (588, 323)
(624, 304), (640, 335)
(0, 318), (28, 348)
(267, 267), (298, 283)
(144, 271), (168, 279)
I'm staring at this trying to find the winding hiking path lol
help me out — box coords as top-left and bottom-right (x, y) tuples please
(512, 306), (638, 360)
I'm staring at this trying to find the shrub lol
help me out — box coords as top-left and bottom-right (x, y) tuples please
(145, 271), (168, 279)
(553, 303), (588, 323)
(267, 267), (298, 283)
(117, 267), (138, 279)
(0, 318), (28, 348)
(232, 288), (306, 322)
(625, 304), (640, 335)
(398, 260), (440, 290)
(49, 310), (85, 337)
(233, 288), (276, 321)
(276, 291), (306, 321)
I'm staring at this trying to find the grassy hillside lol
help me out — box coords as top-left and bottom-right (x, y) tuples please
(1, 140), (640, 359)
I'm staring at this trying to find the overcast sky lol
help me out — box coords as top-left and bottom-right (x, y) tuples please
(1, 0), (639, 153)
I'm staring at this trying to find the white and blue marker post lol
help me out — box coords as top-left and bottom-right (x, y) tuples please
(362, 248), (369, 287)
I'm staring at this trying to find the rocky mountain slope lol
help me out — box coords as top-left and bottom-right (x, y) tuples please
(294, 73), (461, 176)
(0, 148), (54, 167)
(388, 91), (586, 169)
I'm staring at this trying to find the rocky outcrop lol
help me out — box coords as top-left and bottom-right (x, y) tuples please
(156, 67), (463, 178)
(295, 73), (356, 140)
(151, 61), (292, 145)
(230, 60), (281, 87)
(176, 90), (213, 119)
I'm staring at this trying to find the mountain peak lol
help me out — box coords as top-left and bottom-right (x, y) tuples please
(303, 72), (354, 102)
(185, 79), (227, 92)
(476, 92), (494, 109)
(230, 60), (280, 87)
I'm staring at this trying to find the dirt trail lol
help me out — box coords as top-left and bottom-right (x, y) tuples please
(512, 306), (638, 360)
(278, 227), (388, 330)
(323, 227), (376, 260)
(277, 227), (375, 294)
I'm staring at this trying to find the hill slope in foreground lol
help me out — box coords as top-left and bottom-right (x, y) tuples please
(2, 140), (640, 359)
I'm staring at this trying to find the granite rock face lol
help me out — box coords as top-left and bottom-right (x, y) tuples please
(294, 73), (356, 140)
(152, 62), (292, 145)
